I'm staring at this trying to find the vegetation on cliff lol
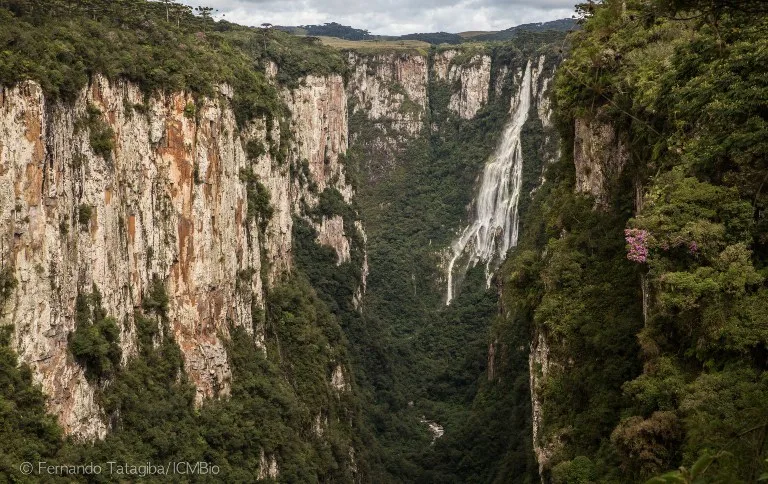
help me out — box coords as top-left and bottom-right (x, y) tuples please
(0, 0), (345, 124)
(0, 272), (64, 482)
(0, 2), (362, 480)
(491, 0), (768, 481)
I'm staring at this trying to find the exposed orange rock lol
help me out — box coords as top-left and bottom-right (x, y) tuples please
(24, 163), (42, 206)
(235, 197), (243, 227)
(127, 214), (136, 245)
(176, 217), (194, 286)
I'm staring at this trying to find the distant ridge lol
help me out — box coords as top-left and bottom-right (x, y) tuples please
(275, 18), (577, 45)
(470, 18), (577, 41)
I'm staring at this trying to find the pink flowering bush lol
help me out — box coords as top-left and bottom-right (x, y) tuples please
(625, 229), (649, 263)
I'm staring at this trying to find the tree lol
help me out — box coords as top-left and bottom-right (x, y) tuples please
(161, 0), (171, 22)
(195, 5), (214, 21)
(260, 23), (272, 50)
(171, 3), (192, 27)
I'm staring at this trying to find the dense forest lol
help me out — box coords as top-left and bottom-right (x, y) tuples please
(276, 22), (374, 41)
(0, 0), (766, 483)
(491, 0), (768, 481)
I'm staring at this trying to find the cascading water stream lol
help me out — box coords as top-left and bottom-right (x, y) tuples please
(446, 59), (539, 305)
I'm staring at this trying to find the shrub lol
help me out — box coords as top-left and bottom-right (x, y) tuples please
(245, 140), (266, 160)
(183, 101), (196, 119)
(68, 286), (122, 382)
(78, 204), (93, 229)
(76, 104), (115, 160)
(239, 168), (273, 232)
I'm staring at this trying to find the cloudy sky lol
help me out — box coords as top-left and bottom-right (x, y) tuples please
(181, 0), (577, 36)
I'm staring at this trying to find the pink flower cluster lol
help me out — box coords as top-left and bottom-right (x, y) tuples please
(625, 228), (649, 263)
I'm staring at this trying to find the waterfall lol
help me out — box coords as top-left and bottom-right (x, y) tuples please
(446, 59), (541, 305)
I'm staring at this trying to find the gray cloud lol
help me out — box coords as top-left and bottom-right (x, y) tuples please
(180, 0), (576, 35)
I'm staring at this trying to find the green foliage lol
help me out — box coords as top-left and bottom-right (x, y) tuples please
(288, 22), (373, 41)
(497, 153), (645, 481)
(239, 167), (274, 233)
(55, 275), (361, 481)
(0, 271), (62, 480)
(0, 267), (16, 304)
(397, 32), (464, 45)
(315, 188), (354, 222)
(68, 286), (122, 382)
(224, 24), (347, 89)
(0, 0), (345, 128)
(77, 204), (92, 228)
(183, 100), (196, 119)
(471, 19), (577, 42)
(0, 326), (63, 481)
(245, 139), (266, 160)
(528, 0), (768, 481)
(552, 456), (598, 484)
(74, 104), (115, 159)
(645, 450), (729, 484)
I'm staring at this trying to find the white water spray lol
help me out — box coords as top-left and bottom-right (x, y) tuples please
(446, 59), (542, 304)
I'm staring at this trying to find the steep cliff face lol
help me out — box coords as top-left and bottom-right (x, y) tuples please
(347, 52), (428, 138)
(573, 111), (628, 207)
(0, 71), (359, 438)
(526, 114), (628, 479)
(524, 100), (637, 482)
(284, 74), (351, 203)
(433, 51), (492, 119)
(529, 331), (563, 479)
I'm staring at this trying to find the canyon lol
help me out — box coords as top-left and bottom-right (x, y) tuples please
(4, 1), (763, 482)
(0, 33), (567, 480)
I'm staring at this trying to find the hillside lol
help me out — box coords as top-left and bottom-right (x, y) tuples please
(275, 19), (576, 45)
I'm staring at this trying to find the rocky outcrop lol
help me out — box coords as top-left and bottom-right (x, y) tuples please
(280, 72), (367, 311)
(283, 74), (351, 203)
(573, 111), (629, 207)
(347, 52), (428, 137)
(529, 330), (562, 481)
(0, 70), (360, 438)
(353, 220), (368, 310)
(331, 363), (351, 393)
(434, 51), (492, 119)
(316, 215), (351, 264)
(258, 450), (279, 480)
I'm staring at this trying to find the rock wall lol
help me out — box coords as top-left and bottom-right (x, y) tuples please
(573, 111), (629, 207)
(529, 330), (563, 481)
(0, 71), (359, 438)
(347, 52), (428, 138)
(434, 51), (492, 119)
(283, 74), (351, 203)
